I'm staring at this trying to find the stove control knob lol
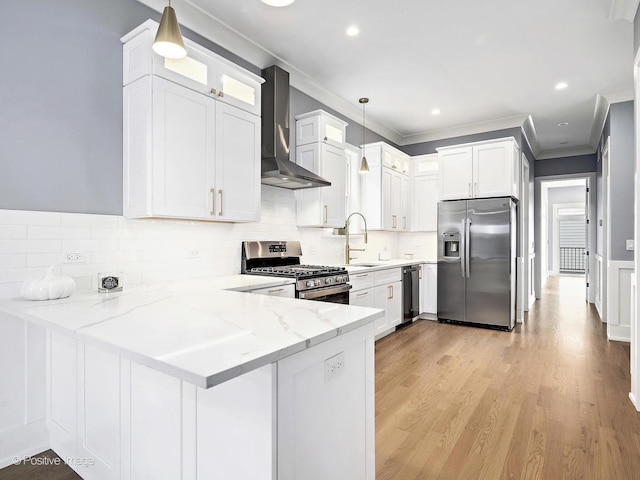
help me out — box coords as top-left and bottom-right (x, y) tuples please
(325, 277), (333, 285)
(306, 280), (315, 287)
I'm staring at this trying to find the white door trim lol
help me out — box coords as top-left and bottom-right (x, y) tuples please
(552, 202), (585, 276)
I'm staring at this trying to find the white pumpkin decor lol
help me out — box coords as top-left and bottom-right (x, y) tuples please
(21, 266), (76, 301)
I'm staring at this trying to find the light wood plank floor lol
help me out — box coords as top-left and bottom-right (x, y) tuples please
(375, 275), (640, 479)
(3, 275), (638, 480)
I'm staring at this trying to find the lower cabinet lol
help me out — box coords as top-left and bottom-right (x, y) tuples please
(350, 267), (402, 340)
(46, 323), (374, 480)
(419, 263), (437, 318)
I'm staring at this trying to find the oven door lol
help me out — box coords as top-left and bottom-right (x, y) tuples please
(298, 284), (352, 304)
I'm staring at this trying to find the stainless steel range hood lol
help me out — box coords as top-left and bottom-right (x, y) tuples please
(261, 66), (331, 190)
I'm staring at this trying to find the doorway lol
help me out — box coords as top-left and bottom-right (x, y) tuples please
(535, 174), (597, 305)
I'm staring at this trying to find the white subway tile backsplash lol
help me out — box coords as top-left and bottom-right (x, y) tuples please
(0, 239), (62, 254)
(0, 254), (27, 268)
(28, 226), (92, 240)
(0, 225), (28, 239)
(0, 210), (61, 226)
(27, 253), (66, 268)
(61, 213), (120, 227)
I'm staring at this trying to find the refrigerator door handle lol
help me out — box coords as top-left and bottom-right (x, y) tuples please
(460, 219), (466, 278)
(465, 218), (471, 278)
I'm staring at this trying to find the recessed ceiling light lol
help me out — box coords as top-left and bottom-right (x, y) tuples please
(558, 122), (569, 127)
(431, 108), (441, 115)
(346, 25), (360, 36)
(555, 82), (568, 90)
(261, 0), (295, 6)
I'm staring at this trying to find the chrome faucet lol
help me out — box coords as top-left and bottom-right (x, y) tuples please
(340, 212), (368, 264)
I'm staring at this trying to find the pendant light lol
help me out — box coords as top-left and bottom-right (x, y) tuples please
(153, 0), (187, 59)
(359, 97), (370, 173)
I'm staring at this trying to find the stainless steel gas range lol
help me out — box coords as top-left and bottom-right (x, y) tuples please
(241, 241), (351, 304)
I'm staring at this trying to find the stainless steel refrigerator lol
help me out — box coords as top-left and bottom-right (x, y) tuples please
(437, 197), (516, 330)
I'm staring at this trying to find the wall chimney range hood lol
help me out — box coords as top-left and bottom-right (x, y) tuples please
(261, 65), (331, 189)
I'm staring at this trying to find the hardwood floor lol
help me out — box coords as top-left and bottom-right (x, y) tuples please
(3, 276), (638, 479)
(375, 275), (639, 480)
(0, 450), (80, 480)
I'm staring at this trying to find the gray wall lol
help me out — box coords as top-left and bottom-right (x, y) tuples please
(398, 127), (522, 156)
(534, 154), (597, 177)
(608, 101), (635, 261)
(546, 185), (586, 270)
(289, 88), (395, 151)
(635, 4), (640, 54)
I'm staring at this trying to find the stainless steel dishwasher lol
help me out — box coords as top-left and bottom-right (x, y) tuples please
(401, 264), (421, 326)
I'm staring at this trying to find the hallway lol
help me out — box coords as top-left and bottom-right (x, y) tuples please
(375, 275), (639, 479)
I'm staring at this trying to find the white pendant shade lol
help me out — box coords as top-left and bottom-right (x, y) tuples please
(153, 5), (187, 59)
(261, 0), (296, 6)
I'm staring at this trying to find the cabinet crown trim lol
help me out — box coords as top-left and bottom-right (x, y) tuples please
(436, 136), (518, 152)
(294, 109), (348, 126)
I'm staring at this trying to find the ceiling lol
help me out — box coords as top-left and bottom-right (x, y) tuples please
(141, 0), (637, 158)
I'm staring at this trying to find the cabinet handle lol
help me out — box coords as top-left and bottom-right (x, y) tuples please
(356, 292), (369, 297)
(392, 215), (397, 229)
(468, 183), (472, 197)
(218, 189), (223, 216)
(474, 182), (477, 197)
(218, 91), (224, 97)
(403, 216), (407, 229)
(356, 274), (369, 278)
(388, 285), (394, 299)
(392, 165), (397, 169)
(210, 188), (215, 216)
(323, 205), (328, 224)
(210, 88), (217, 95)
(268, 288), (284, 294)
(323, 136), (328, 141)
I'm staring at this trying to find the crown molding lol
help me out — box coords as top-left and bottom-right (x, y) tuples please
(521, 115), (542, 158)
(536, 145), (596, 160)
(395, 114), (530, 146)
(588, 93), (611, 152)
(608, 0), (640, 21)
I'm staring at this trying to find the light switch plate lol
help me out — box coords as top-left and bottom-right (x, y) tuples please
(626, 240), (635, 251)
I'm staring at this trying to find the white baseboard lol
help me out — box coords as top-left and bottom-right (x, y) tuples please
(607, 261), (634, 342)
(630, 392), (640, 412)
(0, 420), (49, 469)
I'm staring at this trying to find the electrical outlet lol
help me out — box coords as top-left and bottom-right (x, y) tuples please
(324, 352), (345, 382)
(64, 252), (86, 263)
(627, 240), (635, 251)
(188, 250), (201, 258)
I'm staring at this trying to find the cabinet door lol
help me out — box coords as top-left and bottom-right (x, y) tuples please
(215, 62), (262, 116)
(387, 281), (402, 328)
(412, 174), (438, 231)
(438, 147), (473, 200)
(215, 103), (261, 222)
(373, 284), (390, 336)
(296, 143), (346, 227)
(152, 77), (216, 219)
(390, 171), (402, 230)
(473, 142), (513, 198)
(381, 168), (394, 230)
(419, 264), (438, 315)
(320, 144), (347, 227)
(399, 173), (409, 231)
(350, 288), (374, 308)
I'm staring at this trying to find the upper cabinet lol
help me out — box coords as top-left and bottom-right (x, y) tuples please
(360, 142), (410, 231)
(411, 154), (439, 232)
(437, 138), (520, 201)
(121, 21), (262, 223)
(122, 21), (262, 116)
(295, 111), (348, 228)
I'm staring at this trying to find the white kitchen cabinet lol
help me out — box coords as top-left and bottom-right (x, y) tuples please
(345, 144), (361, 216)
(411, 154), (439, 232)
(296, 142), (347, 227)
(295, 110), (347, 149)
(122, 20), (262, 116)
(361, 142), (410, 231)
(437, 138), (520, 200)
(250, 284), (295, 298)
(349, 270), (375, 308)
(419, 263), (437, 318)
(278, 324), (375, 480)
(123, 76), (260, 222)
(372, 268), (403, 338)
(350, 288), (374, 308)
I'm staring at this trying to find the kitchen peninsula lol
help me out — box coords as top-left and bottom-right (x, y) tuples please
(0, 275), (382, 480)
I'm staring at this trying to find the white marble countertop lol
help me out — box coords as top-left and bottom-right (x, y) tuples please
(0, 275), (383, 389)
(341, 258), (436, 274)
